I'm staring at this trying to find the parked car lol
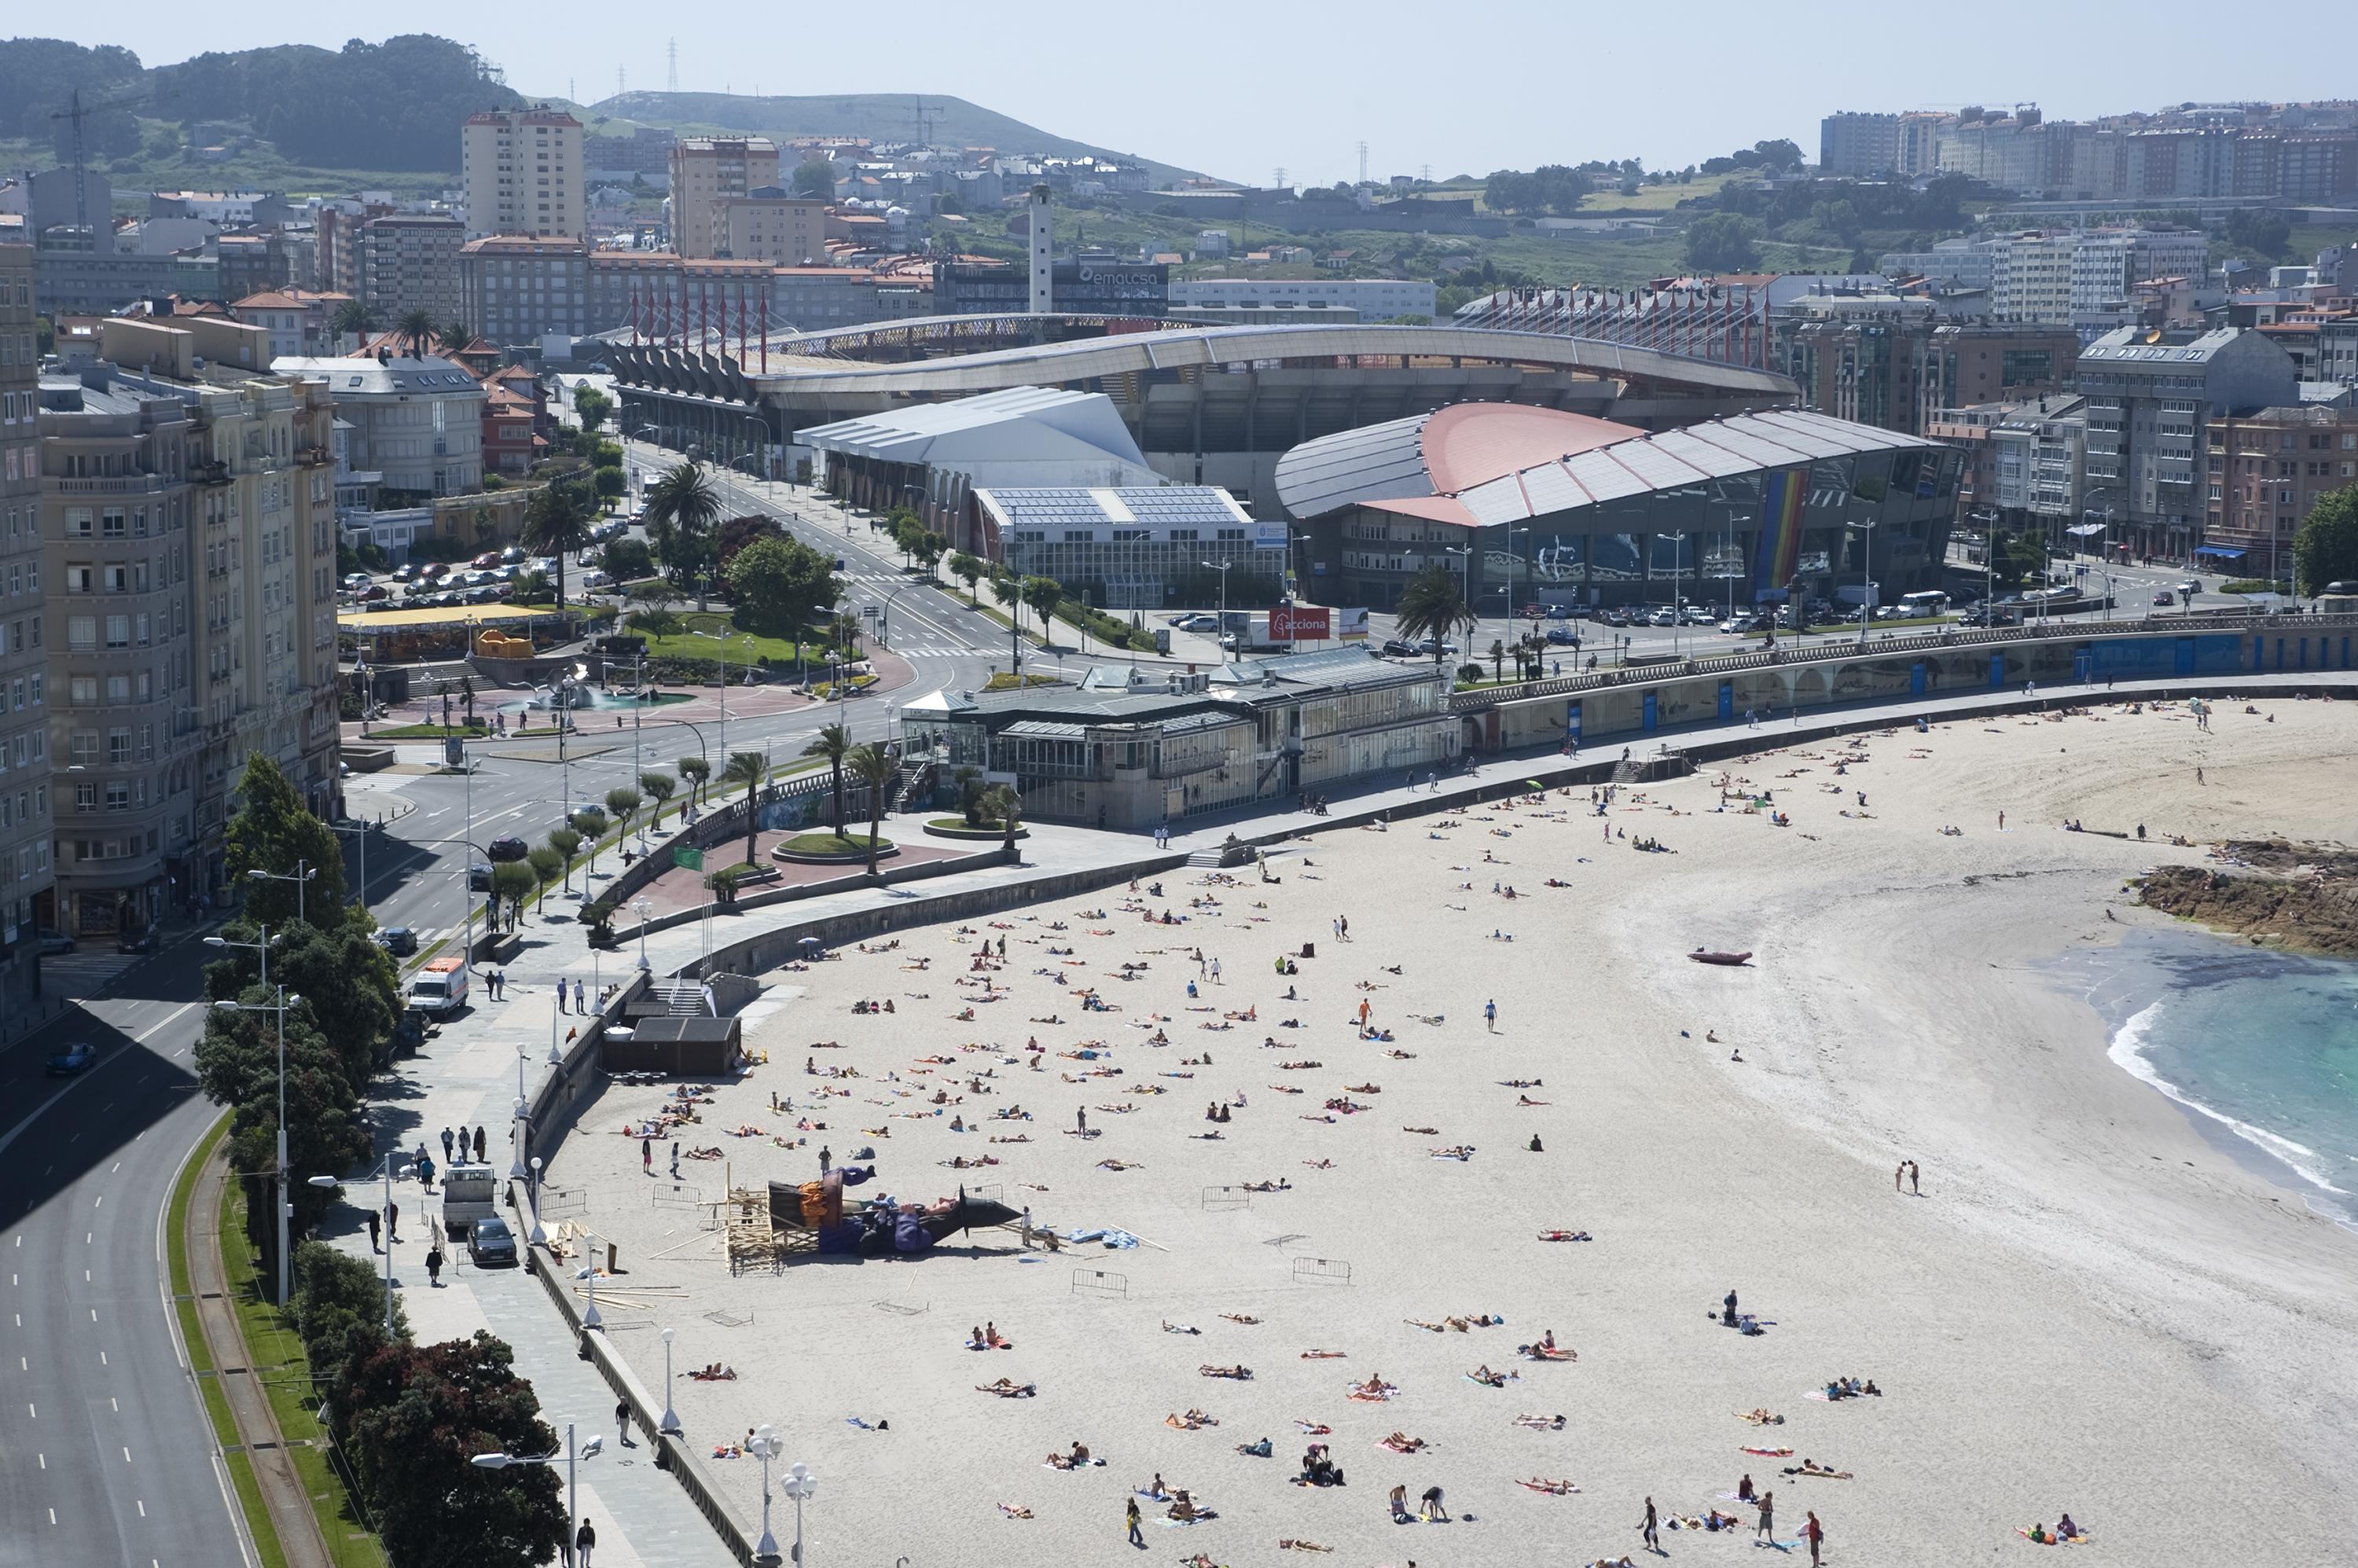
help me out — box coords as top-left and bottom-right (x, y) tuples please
(580, 569), (613, 589)
(45, 1041), (97, 1075)
(471, 551), (502, 570)
(1544, 625), (1581, 645)
(358, 584), (391, 602)
(467, 1214), (518, 1267)
(1647, 607), (1679, 627)
(466, 586), (501, 605)
(1379, 638), (1419, 657)
(1598, 608), (1630, 627)
(2176, 579), (2203, 597)
(376, 926), (418, 957)
(116, 928), (157, 955)
(487, 834), (530, 862)
(341, 571), (373, 591)
(419, 561), (450, 579)
(1173, 614), (1220, 633)
(499, 545), (527, 565)
(35, 928), (75, 955)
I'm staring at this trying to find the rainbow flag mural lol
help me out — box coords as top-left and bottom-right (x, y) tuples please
(1751, 467), (1805, 597)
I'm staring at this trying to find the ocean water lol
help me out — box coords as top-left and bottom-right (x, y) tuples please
(2059, 928), (2358, 1228)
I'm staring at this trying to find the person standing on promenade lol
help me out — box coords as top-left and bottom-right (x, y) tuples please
(366, 1209), (380, 1251)
(441, 1126), (455, 1162)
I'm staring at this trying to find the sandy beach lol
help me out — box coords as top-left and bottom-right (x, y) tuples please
(545, 692), (2358, 1566)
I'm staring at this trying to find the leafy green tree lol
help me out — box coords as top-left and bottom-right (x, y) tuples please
(911, 531), (946, 580)
(593, 465), (628, 509)
(603, 537), (655, 579)
(948, 550), (984, 604)
(1683, 211), (1761, 272)
(1393, 564), (1476, 675)
(791, 159), (838, 199)
(988, 569), (1025, 630)
(638, 771), (678, 829)
(545, 828), (582, 894)
(489, 861), (538, 930)
(226, 753), (351, 928)
(292, 1241), (406, 1433)
(846, 742), (898, 875)
(604, 787), (641, 845)
(570, 809), (610, 876)
(571, 382), (613, 432)
(526, 846), (565, 902)
(344, 1332), (570, 1568)
(201, 920), (401, 1094)
(1022, 576), (1064, 642)
(678, 754), (712, 808)
(802, 722), (852, 833)
(725, 533), (836, 645)
(522, 479), (597, 608)
(195, 1003), (373, 1279)
(2294, 485), (2358, 595)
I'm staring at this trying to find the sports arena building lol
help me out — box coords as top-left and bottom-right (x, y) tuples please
(1276, 402), (1960, 615)
(600, 315), (1800, 511)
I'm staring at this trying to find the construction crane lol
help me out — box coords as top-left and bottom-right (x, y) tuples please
(49, 88), (150, 233)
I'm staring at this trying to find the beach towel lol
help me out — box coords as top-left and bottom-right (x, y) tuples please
(1159, 1512), (1218, 1528)
(1740, 1446), (1794, 1457)
(2016, 1528), (2095, 1545)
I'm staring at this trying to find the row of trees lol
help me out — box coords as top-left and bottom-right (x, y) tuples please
(195, 756), (404, 1287)
(290, 1245), (567, 1565)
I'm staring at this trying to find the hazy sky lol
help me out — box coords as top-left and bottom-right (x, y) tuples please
(45, 2), (2358, 185)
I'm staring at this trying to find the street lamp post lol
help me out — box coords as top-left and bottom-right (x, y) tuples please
(332, 821), (369, 915)
(1850, 516), (1879, 647)
(1442, 545), (1475, 652)
(689, 630), (744, 760)
(308, 1155), (409, 1332)
(633, 896), (654, 971)
(581, 1226), (603, 1330)
(782, 1460), (817, 1566)
(468, 1422), (577, 1563)
(1202, 560), (1233, 655)
(528, 1156), (547, 1247)
(1660, 531), (1688, 659)
(246, 861), (314, 924)
(208, 971), (299, 1307)
(660, 1327), (681, 1435)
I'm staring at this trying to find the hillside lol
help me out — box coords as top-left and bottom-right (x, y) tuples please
(573, 90), (1209, 185)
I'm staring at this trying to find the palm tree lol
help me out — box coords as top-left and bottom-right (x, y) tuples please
(981, 783), (1023, 859)
(1394, 564), (1476, 678)
(331, 299), (379, 340)
(721, 751), (766, 869)
(642, 462), (724, 608)
(678, 755), (712, 810)
(523, 479), (597, 608)
(844, 742), (898, 876)
(436, 320), (474, 356)
(639, 771), (677, 830)
(802, 722), (852, 833)
(395, 307), (437, 359)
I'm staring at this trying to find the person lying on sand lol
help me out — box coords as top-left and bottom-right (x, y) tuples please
(1379, 1432), (1427, 1452)
(1235, 1437), (1274, 1457)
(1467, 1364), (1515, 1386)
(1512, 1414), (1567, 1430)
(1537, 1228), (1592, 1242)
(1199, 1364), (1253, 1379)
(1350, 1374), (1398, 1397)
(1736, 1408), (1784, 1425)
(976, 1379), (1037, 1397)
(689, 1363), (738, 1380)
(1403, 1125), (1439, 1136)
(1301, 1348), (1346, 1359)
(1518, 1477), (1579, 1494)
(1519, 1342), (1575, 1362)
(1162, 1320), (1202, 1335)
(1220, 1313), (1262, 1324)
(1783, 1459), (1853, 1479)
(1163, 1409), (1219, 1429)
(1276, 1540), (1333, 1553)
(997, 1502), (1033, 1518)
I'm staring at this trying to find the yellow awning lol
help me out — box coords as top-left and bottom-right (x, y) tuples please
(336, 604), (570, 632)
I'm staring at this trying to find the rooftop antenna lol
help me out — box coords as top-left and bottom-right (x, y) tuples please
(667, 37), (678, 94)
(1273, 167), (1287, 193)
(1356, 141), (1368, 187)
(50, 87), (149, 232)
(1420, 163), (1431, 188)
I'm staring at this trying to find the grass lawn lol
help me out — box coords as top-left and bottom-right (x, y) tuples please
(634, 610), (829, 668)
(220, 1176), (389, 1567)
(364, 722), (485, 740)
(779, 830), (891, 855)
(167, 1115), (292, 1568)
(982, 673), (1062, 692)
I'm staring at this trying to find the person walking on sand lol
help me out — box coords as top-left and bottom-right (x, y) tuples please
(1126, 1495), (1144, 1546)
(1484, 998), (1497, 1032)
(1076, 1107), (1089, 1137)
(1908, 1160), (1920, 1194)
(1756, 1489), (1775, 1540)
(642, 1137), (652, 1175)
(1210, 957), (1222, 985)
(1640, 1496), (1660, 1552)
(1997, 810), (2005, 832)
(1802, 1508), (1823, 1566)
(1895, 1162), (1905, 1192)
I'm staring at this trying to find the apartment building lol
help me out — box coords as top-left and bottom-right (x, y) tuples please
(231, 289), (352, 359)
(2078, 325), (2299, 561)
(2202, 403), (2358, 575)
(270, 353), (483, 498)
(462, 107), (586, 241)
(1989, 395), (2088, 535)
(1991, 234), (2075, 325)
(711, 189), (828, 265)
(1779, 301), (2076, 437)
(357, 215), (465, 325)
(0, 245), (54, 989)
(461, 236), (590, 346)
(37, 322), (342, 935)
(670, 138), (780, 259)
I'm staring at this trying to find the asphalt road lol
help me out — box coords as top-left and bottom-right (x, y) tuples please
(0, 940), (250, 1568)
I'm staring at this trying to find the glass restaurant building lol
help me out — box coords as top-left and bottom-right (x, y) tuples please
(1275, 403), (1962, 616)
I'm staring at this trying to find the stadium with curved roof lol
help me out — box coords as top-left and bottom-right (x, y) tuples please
(603, 316), (1800, 506)
(1276, 402), (1961, 616)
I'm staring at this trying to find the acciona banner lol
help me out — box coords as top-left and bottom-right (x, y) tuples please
(1269, 605), (1331, 641)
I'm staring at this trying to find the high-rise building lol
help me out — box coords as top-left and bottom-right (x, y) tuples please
(1820, 112), (1901, 176)
(1777, 299), (2076, 438)
(0, 244), (55, 990)
(357, 215), (465, 325)
(670, 138), (780, 258)
(461, 107), (586, 241)
(2202, 403), (2358, 575)
(2079, 325), (2299, 560)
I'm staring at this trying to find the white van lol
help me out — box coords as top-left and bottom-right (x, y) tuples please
(439, 1163), (501, 1238)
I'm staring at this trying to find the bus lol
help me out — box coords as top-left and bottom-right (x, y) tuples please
(1898, 590), (1949, 617)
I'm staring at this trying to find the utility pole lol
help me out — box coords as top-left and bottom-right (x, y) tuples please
(1356, 141), (1368, 187)
(667, 37), (678, 93)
